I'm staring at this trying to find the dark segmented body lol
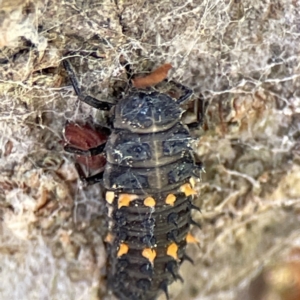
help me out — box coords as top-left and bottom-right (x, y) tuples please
(103, 91), (197, 300)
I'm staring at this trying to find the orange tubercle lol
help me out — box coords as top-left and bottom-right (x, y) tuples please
(118, 194), (139, 209)
(104, 233), (114, 244)
(167, 243), (178, 260)
(117, 243), (129, 257)
(180, 183), (197, 196)
(144, 197), (156, 207)
(186, 232), (199, 244)
(142, 248), (157, 264)
(165, 194), (176, 206)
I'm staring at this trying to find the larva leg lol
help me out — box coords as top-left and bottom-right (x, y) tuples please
(63, 59), (114, 111)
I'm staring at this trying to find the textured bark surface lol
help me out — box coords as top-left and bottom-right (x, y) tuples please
(1, 0), (300, 300)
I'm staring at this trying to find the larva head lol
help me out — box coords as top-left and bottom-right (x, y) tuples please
(113, 91), (183, 133)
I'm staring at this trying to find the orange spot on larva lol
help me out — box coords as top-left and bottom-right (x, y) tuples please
(132, 63), (172, 88)
(104, 233), (114, 244)
(186, 233), (199, 244)
(105, 191), (115, 204)
(167, 243), (178, 260)
(117, 243), (129, 257)
(142, 248), (157, 264)
(144, 197), (156, 207)
(165, 194), (176, 206)
(118, 194), (139, 208)
(180, 183), (197, 196)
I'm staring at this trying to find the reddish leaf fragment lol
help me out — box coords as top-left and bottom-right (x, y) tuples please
(63, 122), (108, 170)
(64, 123), (107, 150)
(132, 63), (172, 88)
